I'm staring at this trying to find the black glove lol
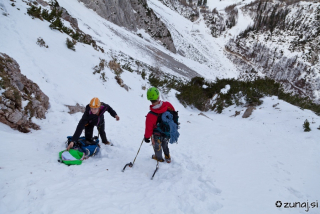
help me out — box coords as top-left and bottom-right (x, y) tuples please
(144, 137), (150, 143)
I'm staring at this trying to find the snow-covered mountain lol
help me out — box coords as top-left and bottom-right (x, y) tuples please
(225, 0), (320, 101)
(1, 0), (320, 214)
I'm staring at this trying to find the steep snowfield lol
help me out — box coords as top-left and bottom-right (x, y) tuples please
(148, 0), (239, 79)
(1, 94), (320, 214)
(1, 0), (320, 214)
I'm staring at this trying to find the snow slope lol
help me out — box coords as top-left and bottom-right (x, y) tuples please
(1, 0), (320, 214)
(148, 0), (239, 79)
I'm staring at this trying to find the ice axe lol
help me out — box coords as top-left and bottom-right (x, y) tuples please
(122, 138), (144, 172)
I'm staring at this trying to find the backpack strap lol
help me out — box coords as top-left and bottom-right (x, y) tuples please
(149, 111), (159, 117)
(149, 111), (162, 125)
(149, 111), (162, 135)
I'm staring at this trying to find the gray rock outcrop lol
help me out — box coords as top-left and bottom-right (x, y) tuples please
(35, 0), (49, 7)
(0, 53), (49, 133)
(242, 106), (255, 118)
(65, 103), (85, 114)
(60, 7), (79, 30)
(78, 0), (176, 53)
(157, 0), (199, 22)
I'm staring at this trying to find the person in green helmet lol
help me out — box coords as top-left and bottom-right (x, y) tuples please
(144, 87), (175, 163)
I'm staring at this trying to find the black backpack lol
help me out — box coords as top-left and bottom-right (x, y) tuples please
(66, 136), (100, 157)
(149, 110), (179, 137)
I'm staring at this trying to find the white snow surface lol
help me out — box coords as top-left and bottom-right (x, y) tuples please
(220, 84), (230, 94)
(0, 0), (320, 214)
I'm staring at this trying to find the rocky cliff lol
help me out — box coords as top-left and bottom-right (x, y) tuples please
(79, 0), (176, 53)
(0, 53), (49, 133)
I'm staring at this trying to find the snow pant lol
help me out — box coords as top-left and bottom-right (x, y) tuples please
(85, 123), (108, 144)
(153, 135), (170, 160)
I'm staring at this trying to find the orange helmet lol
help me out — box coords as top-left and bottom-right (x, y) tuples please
(89, 97), (101, 108)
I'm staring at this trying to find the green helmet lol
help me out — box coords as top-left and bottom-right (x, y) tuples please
(147, 87), (159, 101)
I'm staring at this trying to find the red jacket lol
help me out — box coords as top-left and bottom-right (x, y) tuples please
(144, 101), (175, 138)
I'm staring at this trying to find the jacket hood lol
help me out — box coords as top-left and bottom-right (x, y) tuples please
(149, 101), (170, 114)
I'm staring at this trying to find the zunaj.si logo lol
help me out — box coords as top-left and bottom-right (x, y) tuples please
(275, 201), (282, 207)
(275, 200), (319, 212)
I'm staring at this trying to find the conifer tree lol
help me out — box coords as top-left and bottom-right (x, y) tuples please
(303, 119), (311, 132)
(66, 38), (76, 51)
(49, 17), (63, 30)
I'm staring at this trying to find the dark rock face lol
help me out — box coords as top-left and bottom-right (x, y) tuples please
(78, 0), (176, 53)
(0, 53), (49, 133)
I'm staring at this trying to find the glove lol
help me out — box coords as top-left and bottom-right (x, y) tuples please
(144, 137), (150, 143)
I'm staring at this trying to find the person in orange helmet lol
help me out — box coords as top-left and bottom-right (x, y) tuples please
(67, 97), (119, 150)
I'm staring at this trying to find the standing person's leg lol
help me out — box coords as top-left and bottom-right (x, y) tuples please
(162, 137), (170, 156)
(85, 124), (94, 141)
(162, 137), (171, 163)
(99, 123), (109, 144)
(152, 135), (164, 162)
(84, 124), (100, 156)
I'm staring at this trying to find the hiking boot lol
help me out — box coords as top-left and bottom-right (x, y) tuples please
(151, 155), (164, 162)
(165, 154), (171, 163)
(104, 141), (113, 146)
